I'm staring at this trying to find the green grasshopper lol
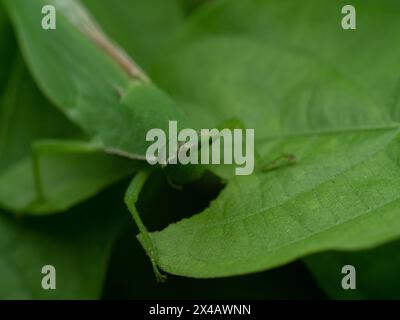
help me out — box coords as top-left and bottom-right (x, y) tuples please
(1, 0), (217, 281)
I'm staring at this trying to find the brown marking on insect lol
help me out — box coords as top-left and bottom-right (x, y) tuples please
(85, 27), (149, 82)
(61, 0), (150, 82)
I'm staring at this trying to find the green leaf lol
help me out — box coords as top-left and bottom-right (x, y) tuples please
(145, 128), (400, 277)
(0, 183), (126, 299)
(304, 240), (400, 299)
(105, 237), (326, 300)
(179, 0), (400, 122)
(152, 0), (399, 136)
(137, 0), (400, 277)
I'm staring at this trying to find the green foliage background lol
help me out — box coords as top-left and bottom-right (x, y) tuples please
(0, 0), (399, 299)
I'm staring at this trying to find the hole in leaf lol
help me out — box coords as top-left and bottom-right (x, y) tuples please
(136, 168), (225, 231)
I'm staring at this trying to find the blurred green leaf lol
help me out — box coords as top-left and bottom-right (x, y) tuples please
(304, 240), (400, 299)
(0, 183), (126, 299)
(152, 0), (399, 134)
(82, 0), (184, 70)
(0, 148), (140, 214)
(0, 2), (17, 92)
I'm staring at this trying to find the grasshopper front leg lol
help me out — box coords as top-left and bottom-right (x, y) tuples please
(124, 169), (167, 282)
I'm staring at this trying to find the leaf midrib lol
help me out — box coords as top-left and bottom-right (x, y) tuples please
(256, 123), (400, 141)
